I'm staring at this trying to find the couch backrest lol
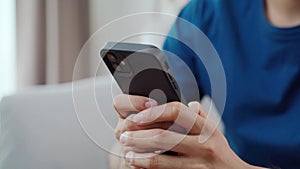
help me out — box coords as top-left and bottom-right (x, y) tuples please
(0, 76), (120, 169)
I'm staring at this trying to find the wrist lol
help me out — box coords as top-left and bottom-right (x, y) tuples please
(224, 148), (268, 169)
(224, 143), (269, 169)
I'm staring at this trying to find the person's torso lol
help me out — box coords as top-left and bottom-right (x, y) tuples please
(197, 0), (300, 167)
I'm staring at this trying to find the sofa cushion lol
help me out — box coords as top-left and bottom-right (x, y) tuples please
(0, 76), (120, 169)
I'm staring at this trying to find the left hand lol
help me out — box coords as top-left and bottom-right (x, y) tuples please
(119, 100), (265, 169)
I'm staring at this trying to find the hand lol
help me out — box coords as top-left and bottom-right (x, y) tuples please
(113, 94), (157, 139)
(113, 95), (186, 154)
(110, 94), (159, 169)
(117, 99), (267, 169)
(111, 94), (187, 169)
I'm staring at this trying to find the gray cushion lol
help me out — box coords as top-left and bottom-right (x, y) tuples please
(0, 75), (224, 169)
(0, 76), (120, 169)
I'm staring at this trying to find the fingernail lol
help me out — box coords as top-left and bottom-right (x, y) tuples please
(133, 114), (143, 123)
(145, 100), (157, 108)
(120, 132), (129, 145)
(125, 151), (134, 164)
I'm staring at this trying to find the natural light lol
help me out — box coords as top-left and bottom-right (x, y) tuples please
(0, 0), (16, 101)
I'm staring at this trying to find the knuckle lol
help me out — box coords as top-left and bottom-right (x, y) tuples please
(125, 132), (132, 143)
(168, 102), (182, 117)
(122, 146), (133, 156)
(112, 94), (123, 107)
(146, 155), (159, 169)
(152, 129), (166, 145)
(114, 128), (121, 139)
(123, 122), (135, 132)
(120, 132), (133, 146)
(202, 141), (216, 157)
(127, 114), (136, 120)
(153, 128), (165, 136)
(115, 120), (124, 139)
(132, 98), (146, 111)
(170, 102), (182, 111)
(193, 164), (209, 169)
(124, 115), (136, 130)
(143, 109), (154, 122)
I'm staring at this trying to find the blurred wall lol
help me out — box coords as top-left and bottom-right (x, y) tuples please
(89, 0), (187, 35)
(87, 0), (188, 75)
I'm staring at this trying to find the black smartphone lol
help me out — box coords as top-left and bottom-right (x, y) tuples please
(101, 42), (183, 105)
(101, 42), (183, 155)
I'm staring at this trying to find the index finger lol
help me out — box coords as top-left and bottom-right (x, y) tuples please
(113, 94), (158, 118)
(132, 102), (205, 134)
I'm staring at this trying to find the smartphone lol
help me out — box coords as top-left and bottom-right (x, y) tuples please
(101, 42), (183, 155)
(101, 42), (183, 105)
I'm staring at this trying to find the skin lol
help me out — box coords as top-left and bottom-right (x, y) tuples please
(265, 0), (300, 28)
(109, 1), (300, 168)
(110, 94), (266, 169)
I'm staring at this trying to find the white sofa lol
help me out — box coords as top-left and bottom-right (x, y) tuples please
(0, 74), (223, 169)
(0, 76), (120, 169)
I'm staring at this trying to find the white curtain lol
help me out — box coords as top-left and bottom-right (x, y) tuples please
(16, 0), (91, 88)
(16, 0), (188, 88)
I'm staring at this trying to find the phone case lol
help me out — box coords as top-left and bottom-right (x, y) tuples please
(101, 42), (182, 105)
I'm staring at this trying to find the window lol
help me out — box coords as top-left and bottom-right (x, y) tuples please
(0, 0), (16, 101)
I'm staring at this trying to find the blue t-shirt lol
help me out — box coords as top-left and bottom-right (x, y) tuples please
(163, 0), (300, 168)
